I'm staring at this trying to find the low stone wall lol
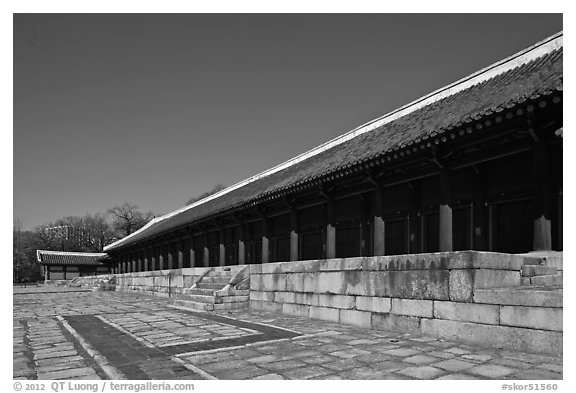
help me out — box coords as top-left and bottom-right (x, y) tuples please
(114, 266), (245, 297)
(249, 251), (562, 355)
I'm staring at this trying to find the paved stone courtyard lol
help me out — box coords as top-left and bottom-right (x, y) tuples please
(14, 288), (563, 380)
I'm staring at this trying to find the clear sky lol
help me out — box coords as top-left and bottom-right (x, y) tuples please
(13, 13), (563, 230)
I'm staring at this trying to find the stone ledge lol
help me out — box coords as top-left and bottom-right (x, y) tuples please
(309, 305), (339, 323)
(355, 296), (391, 313)
(371, 313), (421, 334)
(474, 287), (563, 308)
(249, 299), (282, 312)
(247, 251), (547, 275)
(420, 318), (562, 355)
(500, 305), (562, 331)
(433, 301), (499, 325)
(391, 298), (433, 318)
(249, 291), (275, 302)
(339, 309), (371, 328)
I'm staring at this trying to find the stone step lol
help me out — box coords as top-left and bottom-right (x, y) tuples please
(207, 269), (233, 277)
(221, 295), (250, 303)
(213, 302), (249, 311)
(521, 257), (545, 266)
(171, 299), (215, 311)
(186, 288), (215, 296)
(183, 294), (220, 304)
(206, 273), (233, 280)
(201, 277), (230, 285)
(525, 274), (563, 287)
(196, 283), (227, 290)
(521, 265), (557, 277)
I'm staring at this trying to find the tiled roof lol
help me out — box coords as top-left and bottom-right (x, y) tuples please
(105, 32), (563, 252)
(36, 250), (108, 266)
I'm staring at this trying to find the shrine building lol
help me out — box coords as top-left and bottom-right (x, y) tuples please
(103, 32), (563, 274)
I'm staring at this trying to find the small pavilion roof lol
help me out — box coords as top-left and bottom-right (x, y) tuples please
(36, 250), (108, 266)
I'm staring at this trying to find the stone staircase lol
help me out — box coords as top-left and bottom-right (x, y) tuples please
(473, 251), (563, 326)
(171, 266), (250, 312)
(520, 259), (563, 286)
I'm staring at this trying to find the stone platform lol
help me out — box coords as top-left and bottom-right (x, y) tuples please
(86, 251), (564, 355)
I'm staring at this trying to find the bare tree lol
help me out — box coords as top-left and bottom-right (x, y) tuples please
(14, 219), (42, 283)
(81, 213), (116, 251)
(185, 184), (226, 206)
(36, 223), (59, 250)
(108, 202), (154, 238)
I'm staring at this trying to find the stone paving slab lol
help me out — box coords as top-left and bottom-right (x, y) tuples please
(13, 289), (563, 380)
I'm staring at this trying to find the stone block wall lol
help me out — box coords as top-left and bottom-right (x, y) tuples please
(249, 251), (562, 354)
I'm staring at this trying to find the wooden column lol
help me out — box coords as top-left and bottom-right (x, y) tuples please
(137, 252), (142, 272)
(361, 194), (371, 256)
(326, 199), (336, 259)
(167, 242), (174, 269)
(203, 233), (209, 267)
(159, 245), (165, 270)
(144, 249), (149, 271)
(558, 187), (562, 251)
(373, 186), (385, 256)
(262, 217), (270, 264)
(439, 167), (453, 252)
(238, 223), (246, 265)
(408, 183), (421, 254)
(473, 166), (488, 250)
(290, 209), (299, 261)
(189, 237), (196, 268)
(178, 239), (185, 269)
(219, 227), (226, 266)
(533, 139), (552, 250)
(150, 247), (157, 271)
